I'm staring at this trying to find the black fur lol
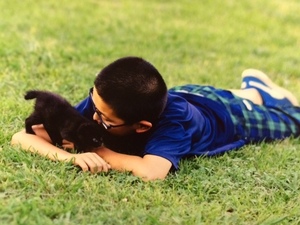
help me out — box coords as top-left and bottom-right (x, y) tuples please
(24, 90), (103, 152)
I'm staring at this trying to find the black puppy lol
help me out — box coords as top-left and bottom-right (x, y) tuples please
(24, 90), (103, 152)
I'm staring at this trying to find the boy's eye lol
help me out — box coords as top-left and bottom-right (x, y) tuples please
(102, 117), (113, 123)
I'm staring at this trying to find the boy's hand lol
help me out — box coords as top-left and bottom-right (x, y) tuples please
(71, 152), (111, 173)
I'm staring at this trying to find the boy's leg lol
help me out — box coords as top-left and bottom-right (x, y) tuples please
(169, 82), (300, 141)
(229, 88), (263, 105)
(229, 69), (300, 141)
(241, 69), (299, 106)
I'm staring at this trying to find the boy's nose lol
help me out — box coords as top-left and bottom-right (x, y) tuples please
(93, 112), (101, 124)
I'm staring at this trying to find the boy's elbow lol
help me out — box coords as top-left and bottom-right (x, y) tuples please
(134, 171), (167, 181)
(11, 130), (25, 145)
(131, 155), (171, 181)
(132, 167), (168, 181)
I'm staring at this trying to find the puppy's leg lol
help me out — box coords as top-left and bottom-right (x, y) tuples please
(60, 130), (81, 152)
(44, 123), (63, 147)
(61, 130), (76, 144)
(25, 113), (43, 134)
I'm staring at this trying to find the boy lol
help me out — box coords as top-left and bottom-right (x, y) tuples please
(11, 56), (300, 181)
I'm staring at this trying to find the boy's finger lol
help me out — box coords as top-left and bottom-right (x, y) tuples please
(76, 160), (89, 172)
(89, 153), (111, 172)
(84, 153), (110, 173)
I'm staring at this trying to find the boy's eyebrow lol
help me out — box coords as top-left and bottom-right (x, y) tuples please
(90, 89), (113, 120)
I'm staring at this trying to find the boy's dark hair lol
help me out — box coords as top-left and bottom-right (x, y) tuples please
(94, 56), (168, 124)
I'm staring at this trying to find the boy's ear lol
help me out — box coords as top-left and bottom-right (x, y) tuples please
(134, 120), (152, 133)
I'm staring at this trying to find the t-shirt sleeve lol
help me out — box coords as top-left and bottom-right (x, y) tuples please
(144, 121), (192, 170)
(74, 96), (94, 120)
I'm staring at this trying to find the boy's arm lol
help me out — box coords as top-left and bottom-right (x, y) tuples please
(94, 147), (172, 181)
(11, 129), (111, 173)
(11, 125), (172, 180)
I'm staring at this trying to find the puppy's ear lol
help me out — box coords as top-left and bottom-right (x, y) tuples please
(61, 129), (76, 143)
(77, 123), (90, 133)
(77, 122), (103, 135)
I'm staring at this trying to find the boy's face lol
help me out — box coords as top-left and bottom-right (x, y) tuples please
(90, 87), (136, 136)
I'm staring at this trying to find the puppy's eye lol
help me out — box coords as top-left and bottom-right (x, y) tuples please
(92, 138), (99, 143)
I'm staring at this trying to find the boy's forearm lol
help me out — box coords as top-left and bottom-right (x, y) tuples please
(11, 130), (171, 180)
(94, 147), (171, 180)
(94, 147), (143, 172)
(11, 130), (111, 174)
(11, 130), (71, 161)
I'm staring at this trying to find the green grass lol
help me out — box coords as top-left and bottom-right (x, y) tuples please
(1, 0), (300, 224)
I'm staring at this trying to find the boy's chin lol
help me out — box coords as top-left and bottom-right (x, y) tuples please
(107, 128), (136, 136)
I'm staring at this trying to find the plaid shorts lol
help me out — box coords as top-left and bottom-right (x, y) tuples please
(170, 85), (300, 143)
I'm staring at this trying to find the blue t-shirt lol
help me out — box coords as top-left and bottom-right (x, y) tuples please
(75, 90), (245, 169)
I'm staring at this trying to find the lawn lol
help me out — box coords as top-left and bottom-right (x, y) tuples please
(1, 0), (300, 224)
